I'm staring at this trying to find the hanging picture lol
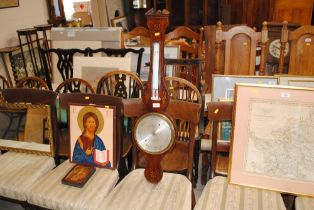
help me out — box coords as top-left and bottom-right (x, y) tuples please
(69, 104), (116, 169)
(0, 0), (19, 9)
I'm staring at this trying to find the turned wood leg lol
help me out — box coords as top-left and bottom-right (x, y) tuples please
(201, 152), (209, 185)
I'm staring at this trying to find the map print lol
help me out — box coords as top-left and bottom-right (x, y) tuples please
(245, 98), (314, 182)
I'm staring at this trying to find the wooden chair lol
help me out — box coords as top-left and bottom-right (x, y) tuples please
(0, 88), (57, 207)
(165, 58), (202, 89)
(26, 93), (125, 210)
(165, 26), (204, 59)
(95, 99), (202, 210)
(215, 21), (268, 76)
(16, 76), (49, 90)
(164, 59), (205, 184)
(96, 70), (143, 175)
(204, 24), (246, 92)
(194, 101), (286, 210)
(0, 75), (11, 89)
(96, 70), (143, 98)
(55, 78), (95, 94)
(165, 76), (202, 185)
(40, 47), (86, 88)
(85, 47), (145, 76)
(278, 22), (314, 75)
(123, 26), (150, 46)
(205, 102), (232, 180)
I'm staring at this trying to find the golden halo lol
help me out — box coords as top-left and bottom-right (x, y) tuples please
(77, 106), (104, 135)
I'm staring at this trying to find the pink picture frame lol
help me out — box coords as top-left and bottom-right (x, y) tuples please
(69, 104), (116, 169)
(229, 83), (314, 197)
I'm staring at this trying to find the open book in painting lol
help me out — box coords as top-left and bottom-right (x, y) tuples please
(93, 149), (109, 165)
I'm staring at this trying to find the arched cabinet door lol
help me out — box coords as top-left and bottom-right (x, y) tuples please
(46, 0), (66, 26)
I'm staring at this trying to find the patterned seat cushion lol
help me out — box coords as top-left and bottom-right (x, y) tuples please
(194, 176), (286, 210)
(295, 196), (314, 210)
(95, 169), (192, 210)
(27, 160), (119, 210)
(0, 152), (55, 201)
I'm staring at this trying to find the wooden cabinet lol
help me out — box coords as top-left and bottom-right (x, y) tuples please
(270, 0), (314, 25)
(125, 0), (218, 30)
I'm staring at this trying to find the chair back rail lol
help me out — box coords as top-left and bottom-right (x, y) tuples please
(55, 78), (95, 93)
(279, 22), (314, 75)
(16, 76), (49, 90)
(215, 22), (268, 76)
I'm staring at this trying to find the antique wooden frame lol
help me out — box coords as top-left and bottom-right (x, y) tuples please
(211, 74), (278, 102)
(0, 0), (19, 9)
(0, 97), (54, 157)
(69, 103), (116, 169)
(229, 83), (314, 196)
(276, 74), (314, 86)
(73, 56), (132, 89)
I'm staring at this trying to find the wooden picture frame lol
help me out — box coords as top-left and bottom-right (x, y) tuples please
(111, 16), (128, 32)
(288, 80), (314, 88)
(0, 100), (54, 157)
(73, 56), (132, 90)
(212, 74), (278, 102)
(276, 74), (314, 86)
(229, 83), (314, 196)
(0, 0), (19, 9)
(1, 39), (44, 86)
(69, 104), (116, 169)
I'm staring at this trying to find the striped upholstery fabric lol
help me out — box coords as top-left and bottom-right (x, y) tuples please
(194, 176), (286, 210)
(295, 196), (314, 210)
(0, 152), (55, 201)
(27, 160), (119, 210)
(95, 169), (191, 210)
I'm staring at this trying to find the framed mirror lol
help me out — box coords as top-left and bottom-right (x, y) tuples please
(46, 0), (66, 26)
(0, 97), (54, 157)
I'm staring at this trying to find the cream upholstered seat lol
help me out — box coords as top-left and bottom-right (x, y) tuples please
(295, 196), (314, 210)
(0, 152), (55, 201)
(95, 169), (191, 210)
(194, 176), (286, 210)
(27, 160), (119, 210)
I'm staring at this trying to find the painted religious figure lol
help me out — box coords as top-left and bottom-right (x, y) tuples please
(70, 105), (115, 168)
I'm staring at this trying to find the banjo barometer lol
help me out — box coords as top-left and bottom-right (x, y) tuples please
(132, 7), (176, 183)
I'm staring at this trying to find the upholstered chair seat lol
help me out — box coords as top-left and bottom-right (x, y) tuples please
(0, 152), (55, 201)
(95, 169), (191, 210)
(194, 176), (286, 210)
(27, 160), (119, 210)
(295, 196), (314, 210)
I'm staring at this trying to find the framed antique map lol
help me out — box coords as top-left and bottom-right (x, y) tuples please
(229, 83), (314, 196)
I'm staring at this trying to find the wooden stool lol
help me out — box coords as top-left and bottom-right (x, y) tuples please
(16, 28), (43, 78)
(34, 24), (53, 75)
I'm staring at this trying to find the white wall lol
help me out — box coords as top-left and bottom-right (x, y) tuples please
(0, 0), (48, 78)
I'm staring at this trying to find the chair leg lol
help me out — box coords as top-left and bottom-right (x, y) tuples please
(193, 140), (201, 187)
(201, 152), (209, 185)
